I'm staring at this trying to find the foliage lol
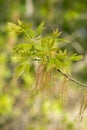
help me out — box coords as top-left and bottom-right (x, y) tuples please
(7, 20), (87, 124)
(0, 0), (87, 129)
(8, 20), (83, 78)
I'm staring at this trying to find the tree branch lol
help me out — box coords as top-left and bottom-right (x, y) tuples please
(57, 69), (87, 88)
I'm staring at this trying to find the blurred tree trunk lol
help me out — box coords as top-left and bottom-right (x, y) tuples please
(25, 0), (34, 17)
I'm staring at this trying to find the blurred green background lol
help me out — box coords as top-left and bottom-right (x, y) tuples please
(0, 0), (87, 130)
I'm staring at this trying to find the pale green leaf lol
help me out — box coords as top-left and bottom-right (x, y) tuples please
(13, 43), (32, 53)
(7, 23), (22, 33)
(15, 63), (30, 77)
(70, 54), (83, 61)
(35, 21), (45, 37)
(47, 58), (54, 71)
(24, 64), (30, 74)
(15, 64), (25, 77)
(29, 29), (35, 38)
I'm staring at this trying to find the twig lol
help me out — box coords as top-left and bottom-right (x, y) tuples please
(57, 69), (87, 88)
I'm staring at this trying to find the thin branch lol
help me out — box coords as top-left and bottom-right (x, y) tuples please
(57, 69), (87, 88)
(34, 58), (87, 88)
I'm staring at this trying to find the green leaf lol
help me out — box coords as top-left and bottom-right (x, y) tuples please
(15, 64), (25, 77)
(53, 28), (62, 37)
(34, 43), (42, 51)
(54, 58), (63, 69)
(29, 29), (35, 38)
(18, 19), (22, 26)
(24, 64), (30, 74)
(56, 49), (68, 61)
(35, 21), (45, 37)
(56, 54), (66, 61)
(8, 20), (32, 36)
(47, 58), (54, 71)
(13, 43), (32, 54)
(41, 38), (47, 49)
(18, 19), (32, 31)
(7, 23), (22, 34)
(15, 63), (30, 77)
(48, 38), (55, 48)
(70, 54), (83, 61)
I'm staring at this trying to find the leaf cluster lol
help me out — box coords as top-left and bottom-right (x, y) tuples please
(7, 20), (83, 77)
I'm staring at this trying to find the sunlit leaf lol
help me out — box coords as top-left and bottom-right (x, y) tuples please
(70, 54), (83, 61)
(7, 23), (22, 34)
(15, 63), (30, 77)
(47, 58), (54, 71)
(29, 29), (35, 38)
(15, 64), (25, 77)
(35, 21), (45, 37)
(14, 43), (32, 52)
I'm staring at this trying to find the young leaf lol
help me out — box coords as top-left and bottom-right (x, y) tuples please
(54, 57), (63, 69)
(34, 43), (42, 51)
(15, 64), (25, 77)
(70, 54), (83, 61)
(7, 23), (22, 34)
(18, 19), (32, 31)
(35, 21), (45, 37)
(29, 29), (35, 38)
(24, 63), (30, 74)
(47, 58), (54, 71)
(13, 43), (32, 54)
(15, 63), (30, 77)
(53, 28), (62, 37)
(18, 19), (22, 26)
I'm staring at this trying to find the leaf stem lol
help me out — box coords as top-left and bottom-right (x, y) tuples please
(28, 58), (87, 88)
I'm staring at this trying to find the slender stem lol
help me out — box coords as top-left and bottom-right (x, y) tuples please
(34, 58), (87, 88)
(57, 69), (87, 88)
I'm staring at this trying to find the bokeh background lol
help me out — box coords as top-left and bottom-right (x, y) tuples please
(0, 0), (87, 130)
